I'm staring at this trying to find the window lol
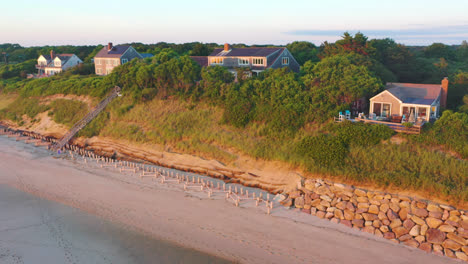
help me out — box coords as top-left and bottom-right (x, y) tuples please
(96, 59), (101, 65)
(252, 58), (264, 65)
(122, 58), (128, 64)
(211, 57), (223, 65)
(113, 59), (119, 65)
(106, 68), (112, 74)
(96, 68), (102, 74)
(238, 58), (249, 65)
(282, 57), (289, 65)
(54, 60), (60, 67)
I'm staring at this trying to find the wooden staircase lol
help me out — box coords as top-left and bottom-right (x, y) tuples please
(50, 86), (121, 151)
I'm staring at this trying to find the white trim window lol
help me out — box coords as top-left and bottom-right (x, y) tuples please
(252, 58), (264, 66)
(96, 59), (101, 65)
(122, 58), (128, 64)
(96, 68), (102, 74)
(211, 57), (224, 65)
(238, 58), (249, 65)
(113, 59), (119, 66)
(54, 60), (61, 67)
(282, 57), (289, 65)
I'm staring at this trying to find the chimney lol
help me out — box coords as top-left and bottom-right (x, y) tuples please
(441, 77), (449, 108)
(50, 50), (55, 60)
(224, 43), (231, 52)
(107, 42), (113, 51)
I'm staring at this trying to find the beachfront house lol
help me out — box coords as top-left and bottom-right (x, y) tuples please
(93, 43), (142, 75)
(191, 43), (300, 77)
(36, 51), (83, 76)
(369, 78), (448, 122)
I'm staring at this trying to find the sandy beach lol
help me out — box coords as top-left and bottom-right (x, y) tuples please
(0, 135), (455, 264)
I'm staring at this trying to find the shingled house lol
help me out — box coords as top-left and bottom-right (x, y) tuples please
(369, 78), (448, 122)
(191, 43), (300, 77)
(36, 51), (82, 76)
(94, 43), (142, 75)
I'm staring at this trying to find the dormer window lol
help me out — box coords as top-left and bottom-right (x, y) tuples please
(122, 58), (128, 64)
(282, 57), (289, 65)
(211, 57), (224, 65)
(252, 58), (264, 66)
(238, 58), (249, 65)
(54, 60), (61, 67)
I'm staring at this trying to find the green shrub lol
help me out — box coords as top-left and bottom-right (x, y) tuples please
(49, 99), (88, 127)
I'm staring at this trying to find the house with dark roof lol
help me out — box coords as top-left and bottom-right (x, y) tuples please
(94, 43), (142, 75)
(36, 51), (83, 76)
(191, 43), (300, 76)
(369, 78), (448, 122)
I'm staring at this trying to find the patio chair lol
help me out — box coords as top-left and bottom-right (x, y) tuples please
(339, 112), (345, 121)
(345, 110), (351, 119)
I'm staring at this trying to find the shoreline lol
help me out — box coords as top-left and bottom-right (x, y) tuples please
(0, 128), (455, 263)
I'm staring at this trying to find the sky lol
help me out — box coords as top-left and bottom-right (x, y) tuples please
(2, 0), (468, 47)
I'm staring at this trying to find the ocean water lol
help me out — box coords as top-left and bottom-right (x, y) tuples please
(0, 136), (232, 264)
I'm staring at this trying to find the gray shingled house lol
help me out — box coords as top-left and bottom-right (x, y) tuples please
(191, 43), (300, 77)
(94, 43), (142, 75)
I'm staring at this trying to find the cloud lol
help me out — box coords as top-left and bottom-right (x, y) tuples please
(285, 24), (468, 44)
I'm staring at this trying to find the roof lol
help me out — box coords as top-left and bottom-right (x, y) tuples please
(209, 47), (284, 57)
(190, 56), (208, 67)
(95, 45), (131, 58)
(385, 83), (441, 105)
(140, 53), (154, 58)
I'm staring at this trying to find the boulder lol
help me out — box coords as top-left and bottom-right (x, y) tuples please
(383, 232), (396, 240)
(362, 213), (378, 221)
(426, 228), (446, 244)
(336, 201), (347, 210)
(404, 239), (419, 248)
(295, 196), (305, 209)
(389, 203), (400, 213)
(368, 204), (379, 214)
(380, 225), (390, 233)
(393, 226), (409, 238)
(399, 234), (412, 242)
(375, 229), (383, 237)
(413, 208), (428, 218)
(438, 224), (456, 233)
(428, 211), (443, 219)
(354, 189), (367, 197)
(301, 208), (311, 214)
(442, 210), (449, 221)
(310, 199), (321, 207)
(415, 235), (425, 243)
(440, 204), (455, 210)
(356, 196), (368, 203)
(399, 201), (410, 209)
(420, 224), (428, 236)
(433, 245), (444, 256)
(330, 217), (340, 224)
(387, 209), (398, 221)
(427, 203), (442, 213)
(316, 211), (326, 219)
(343, 209), (354, 220)
(460, 228), (468, 239)
(288, 190), (302, 199)
(418, 242), (432, 253)
(461, 220), (468, 230)
(362, 226), (375, 234)
(334, 209), (344, 220)
(443, 239), (462, 251)
(352, 219), (364, 228)
(455, 252), (468, 261)
(390, 219), (402, 229)
(377, 211), (387, 221)
(426, 217), (443, 229)
(444, 248), (456, 259)
(450, 210), (461, 216)
(403, 219), (415, 230)
(382, 219), (390, 226)
(380, 203), (390, 213)
(447, 233), (467, 246)
(320, 200), (331, 208)
(416, 201), (427, 208)
(346, 202), (356, 211)
(411, 215), (425, 226)
(340, 219), (352, 228)
(409, 225), (420, 237)
(462, 245), (468, 254)
(326, 206), (336, 213)
(325, 212), (334, 219)
(320, 195), (332, 202)
(398, 207), (408, 220)
(364, 220), (373, 227)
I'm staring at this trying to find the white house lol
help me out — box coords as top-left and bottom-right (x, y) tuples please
(36, 50), (83, 76)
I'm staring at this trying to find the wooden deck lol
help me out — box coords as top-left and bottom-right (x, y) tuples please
(335, 117), (424, 134)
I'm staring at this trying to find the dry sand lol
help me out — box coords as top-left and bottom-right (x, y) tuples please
(0, 136), (455, 264)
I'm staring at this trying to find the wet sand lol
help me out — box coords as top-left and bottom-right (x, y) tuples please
(0, 135), (454, 264)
